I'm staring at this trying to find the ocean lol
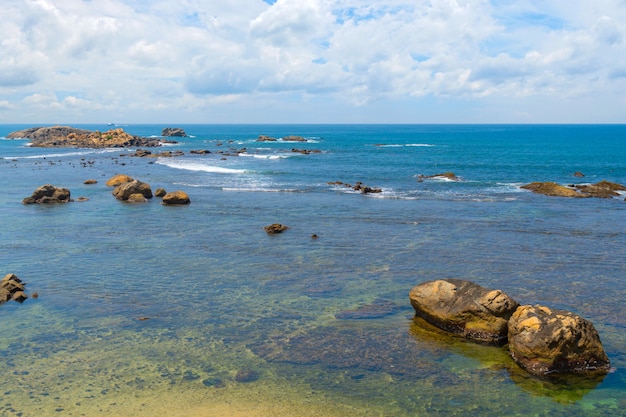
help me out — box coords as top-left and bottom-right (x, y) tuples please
(0, 124), (625, 416)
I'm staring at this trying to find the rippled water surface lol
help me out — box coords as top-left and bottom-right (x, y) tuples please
(1, 124), (625, 416)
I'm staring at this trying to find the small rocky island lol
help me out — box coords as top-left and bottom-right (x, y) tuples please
(7, 126), (175, 148)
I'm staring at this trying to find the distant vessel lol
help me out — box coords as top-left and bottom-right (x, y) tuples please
(107, 123), (115, 126)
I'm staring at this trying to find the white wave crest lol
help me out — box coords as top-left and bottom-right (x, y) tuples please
(156, 159), (247, 174)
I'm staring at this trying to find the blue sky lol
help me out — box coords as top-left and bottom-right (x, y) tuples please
(1, 0), (625, 123)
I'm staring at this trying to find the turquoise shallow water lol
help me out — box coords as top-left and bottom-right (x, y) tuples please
(0, 124), (625, 416)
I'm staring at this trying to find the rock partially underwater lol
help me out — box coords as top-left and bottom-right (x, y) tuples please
(23, 184), (72, 204)
(508, 305), (610, 376)
(409, 279), (519, 345)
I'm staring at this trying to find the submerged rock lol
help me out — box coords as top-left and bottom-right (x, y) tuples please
(507, 305), (610, 376)
(22, 184), (72, 204)
(335, 299), (402, 320)
(409, 279), (519, 345)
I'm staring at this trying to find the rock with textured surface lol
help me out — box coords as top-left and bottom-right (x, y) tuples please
(1, 274), (29, 304)
(409, 279), (519, 345)
(508, 305), (610, 375)
(105, 174), (134, 187)
(22, 184), (71, 204)
(264, 223), (288, 234)
(162, 127), (187, 137)
(112, 180), (153, 201)
(162, 190), (190, 205)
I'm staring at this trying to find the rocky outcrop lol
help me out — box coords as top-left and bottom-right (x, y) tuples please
(508, 305), (610, 375)
(521, 182), (588, 198)
(328, 181), (382, 194)
(264, 223), (288, 234)
(23, 184), (72, 204)
(7, 126), (174, 148)
(162, 191), (190, 205)
(161, 127), (187, 137)
(105, 174), (134, 187)
(521, 180), (626, 198)
(418, 172), (460, 181)
(282, 135), (307, 142)
(112, 180), (153, 201)
(409, 279), (519, 345)
(257, 135), (278, 142)
(1, 274), (30, 304)
(155, 188), (167, 197)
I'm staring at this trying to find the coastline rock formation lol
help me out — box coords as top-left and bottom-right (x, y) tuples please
(162, 191), (190, 205)
(508, 305), (610, 375)
(521, 180), (626, 198)
(409, 279), (519, 345)
(112, 180), (153, 201)
(161, 127), (187, 137)
(23, 184), (72, 204)
(1, 274), (29, 304)
(7, 126), (174, 148)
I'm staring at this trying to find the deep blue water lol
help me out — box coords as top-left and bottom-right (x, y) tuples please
(1, 124), (625, 416)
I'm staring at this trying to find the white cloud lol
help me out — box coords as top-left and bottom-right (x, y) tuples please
(0, 0), (625, 123)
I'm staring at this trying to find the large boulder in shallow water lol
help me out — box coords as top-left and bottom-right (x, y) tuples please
(508, 305), (610, 376)
(162, 190), (190, 205)
(22, 184), (71, 204)
(409, 279), (519, 345)
(112, 180), (153, 201)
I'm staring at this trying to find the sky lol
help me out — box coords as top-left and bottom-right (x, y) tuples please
(1, 0), (625, 124)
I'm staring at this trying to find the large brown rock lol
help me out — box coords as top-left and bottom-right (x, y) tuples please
(112, 180), (153, 201)
(22, 184), (71, 204)
(162, 190), (190, 205)
(105, 174), (134, 187)
(1, 274), (28, 304)
(522, 180), (626, 198)
(409, 279), (519, 345)
(508, 305), (610, 375)
(521, 182), (586, 198)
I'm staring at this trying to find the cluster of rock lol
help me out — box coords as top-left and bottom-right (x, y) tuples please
(7, 126), (173, 148)
(409, 279), (610, 376)
(106, 174), (190, 205)
(1, 274), (33, 304)
(22, 184), (72, 204)
(522, 180), (626, 199)
(328, 181), (382, 194)
(21, 175), (190, 206)
(161, 127), (187, 137)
